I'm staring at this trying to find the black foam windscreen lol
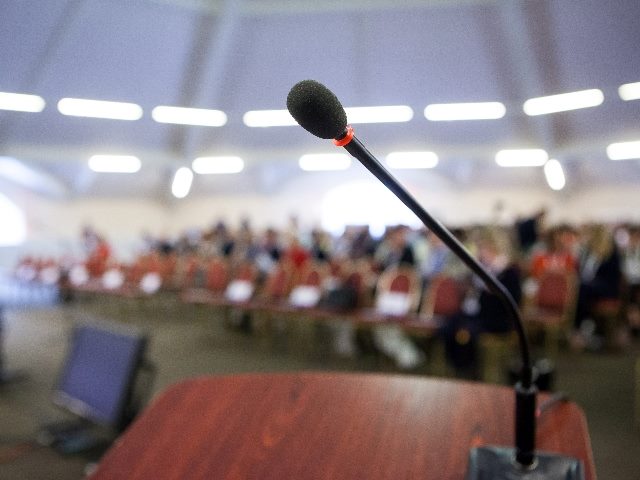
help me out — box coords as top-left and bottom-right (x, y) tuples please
(286, 80), (348, 139)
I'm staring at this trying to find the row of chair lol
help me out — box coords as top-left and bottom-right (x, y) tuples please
(18, 254), (583, 370)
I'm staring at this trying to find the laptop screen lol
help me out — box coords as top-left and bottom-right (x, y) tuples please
(54, 324), (147, 427)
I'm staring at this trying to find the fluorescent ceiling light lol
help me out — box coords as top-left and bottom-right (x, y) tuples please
(495, 149), (548, 167)
(544, 159), (566, 191)
(619, 82), (640, 101)
(172, 167), (193, 198)
(607, 141), (640, 160)
(58, 98), (143, 120)
(385, 151), (438, 169)
(88, 155), (141, 173)
(424, 102), (505, 121)
(345, 106), (413, 123)
(299, 154), (351, 171)
(152, 106), (226, 126)
(192, 156), (244, 174)
(523, 89), (603, 116)
(0, 92), (45, 112)
(243, 110), (297, 127)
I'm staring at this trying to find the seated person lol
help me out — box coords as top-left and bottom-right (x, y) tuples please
(441, 228), (522, 375)
(572, 225), (622, 348)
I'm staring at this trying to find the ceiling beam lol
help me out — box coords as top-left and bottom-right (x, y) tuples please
(495, 0), (563, 151)
(184, 0), (243, 157)
(165, 0), (243, 157)
(165, 12), (218, 158)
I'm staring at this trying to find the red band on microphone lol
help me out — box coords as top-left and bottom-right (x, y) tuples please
(333, 125), (354, 147)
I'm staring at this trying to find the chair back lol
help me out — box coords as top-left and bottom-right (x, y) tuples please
(171, 254), (199, 290)
(233, 261), (259, 283)
(374, 266), (421, 315)
(296, 262), (328, 287)
(262, 262), (293, 300)
(343, 271), (366, 308)
(205, 257), (229, 293)
(159, 254), (176, 283)
(536, 271), (575, 313)
(422, 275), (464, 318)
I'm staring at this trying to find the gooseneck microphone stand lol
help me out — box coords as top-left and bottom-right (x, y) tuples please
(287, 78), (584, 478)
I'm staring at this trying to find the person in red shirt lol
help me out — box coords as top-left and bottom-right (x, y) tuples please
(529, 225), (578, 279)
(282, 234), (310, 269)
(83, 227), (112, 277)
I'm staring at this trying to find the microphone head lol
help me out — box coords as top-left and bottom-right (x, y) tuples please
(286, 80), (348, 139)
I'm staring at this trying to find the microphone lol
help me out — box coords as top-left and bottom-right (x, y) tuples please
(287, 79), (584, 479)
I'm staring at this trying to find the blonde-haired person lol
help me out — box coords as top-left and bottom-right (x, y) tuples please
(571, 224), (623, 349)
(441, 227), (522, 375)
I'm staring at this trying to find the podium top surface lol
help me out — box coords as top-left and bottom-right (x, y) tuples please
(90, 372), (595, 480)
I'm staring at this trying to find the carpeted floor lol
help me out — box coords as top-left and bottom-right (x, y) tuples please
(1, 299), (638, 479)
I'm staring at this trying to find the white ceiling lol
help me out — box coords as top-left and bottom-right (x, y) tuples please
(1, 0), (639, 198)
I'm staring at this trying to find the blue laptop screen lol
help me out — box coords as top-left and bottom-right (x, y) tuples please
(55, 325), (145, 426)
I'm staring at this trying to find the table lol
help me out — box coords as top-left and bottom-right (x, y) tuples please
(90, 372), (595, 479)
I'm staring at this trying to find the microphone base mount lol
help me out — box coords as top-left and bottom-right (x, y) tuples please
(466, 446), (584, 479)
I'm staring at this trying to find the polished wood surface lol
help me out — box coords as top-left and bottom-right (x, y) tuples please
(90, 373), (595, 480)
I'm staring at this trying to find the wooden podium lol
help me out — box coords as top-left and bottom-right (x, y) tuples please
(89, 373), (595, 479)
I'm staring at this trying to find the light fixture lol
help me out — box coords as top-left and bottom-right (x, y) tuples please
(424, 102), (505, 121)
(58, 98), (143, 120)
(607, 141), (640, 160)
(0, 92), (45, 112)
(385, 151), (438, 169)
(192, 156), (244, 174)
(88, 155), (141, 173)
(495, 149), (548, 167)
(172, 167), (193, 198)
(152, 106), (227, 126)
(619, 82), (640, 101)
(243, 110), (297, 127)
(299, 154), (351, 171)
(345, 106), (413, 124)
(523, 89), (604, 116)
(543, 159), (565, 191)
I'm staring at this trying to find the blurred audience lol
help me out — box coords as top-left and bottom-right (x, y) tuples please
(15, 215), (640, 369)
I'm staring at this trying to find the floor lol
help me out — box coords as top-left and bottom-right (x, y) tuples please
(0, 297), (638, 479)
